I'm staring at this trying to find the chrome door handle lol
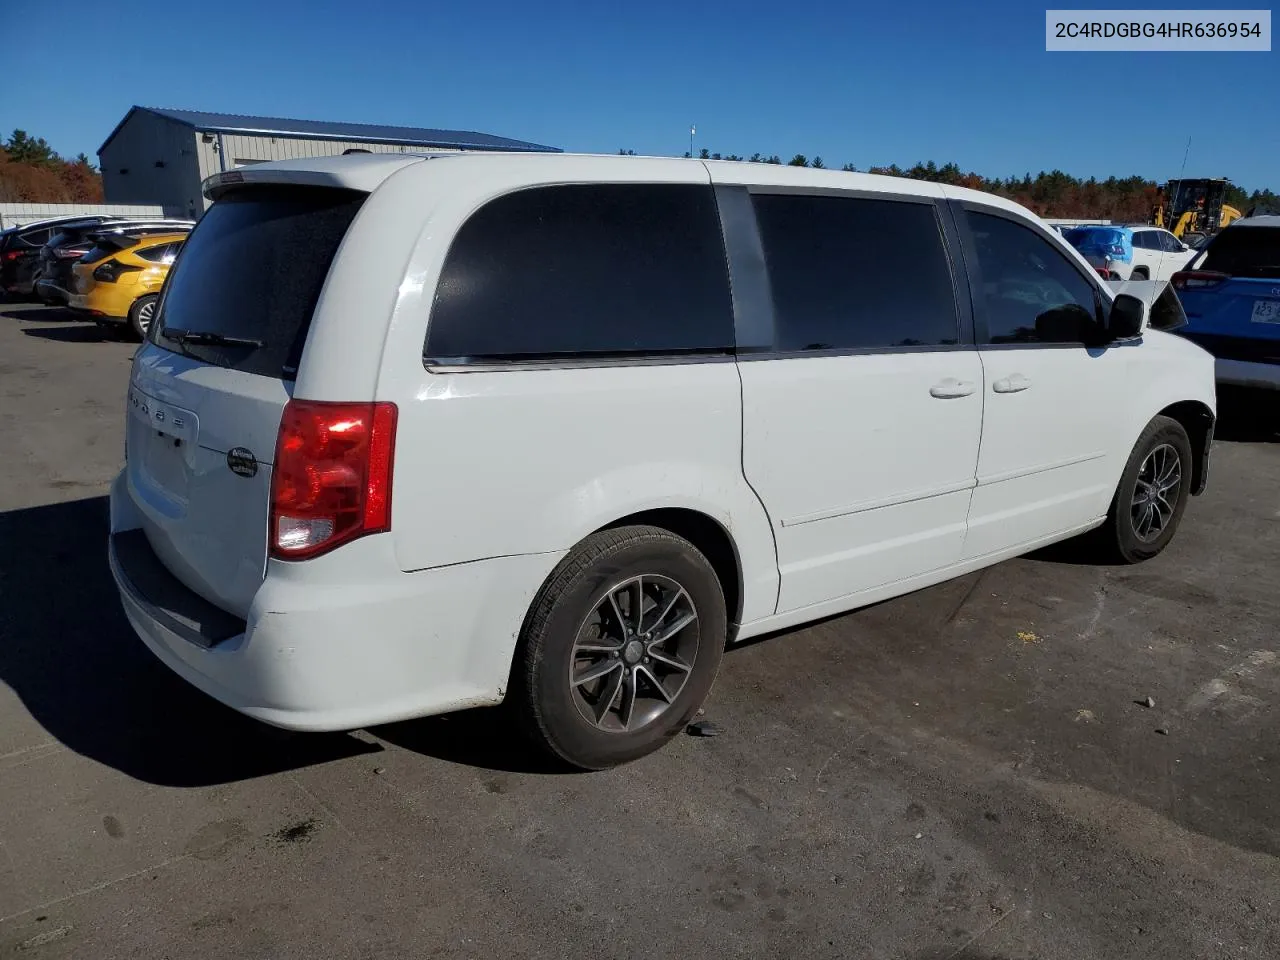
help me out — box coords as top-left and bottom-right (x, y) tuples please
(929, 378), (977, 399)
(992, 374), (1032, 394)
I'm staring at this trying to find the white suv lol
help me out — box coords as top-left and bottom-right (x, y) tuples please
(109, 153), (1217, 769)
(1128, 226), (1198, 281)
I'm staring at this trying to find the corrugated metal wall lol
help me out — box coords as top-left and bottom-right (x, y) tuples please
(103, 111), (477, 213)
(194, 135), (462, 205)
(0, 203), (173, 228)
(99, 112), (205, 217)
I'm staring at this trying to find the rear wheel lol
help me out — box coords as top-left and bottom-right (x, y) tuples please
(1129, 267), (1149, 280)
(128, 295), (158, 340)
(1094, 415), (1192, 563)
(512, 525), (727, 769)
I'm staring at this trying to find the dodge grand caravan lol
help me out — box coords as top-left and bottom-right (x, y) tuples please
(110, 153), (1217, 769)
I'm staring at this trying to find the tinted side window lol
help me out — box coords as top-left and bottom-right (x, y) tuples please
(750, 194), (959, 351)
(19, 228), (51, 247)
(426, 184), (733, 362)
(965, 211), (1100, 345)
(1160, 232), (1184, 252)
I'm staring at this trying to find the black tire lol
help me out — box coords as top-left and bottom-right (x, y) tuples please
(1096, 415), (1193, 563)
(1129, 267), (1149, 280)
(128, 294), (158, 341)
(512, 525), (727, 770)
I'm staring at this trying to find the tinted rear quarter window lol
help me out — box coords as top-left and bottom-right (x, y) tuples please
(137, 242), (179, 264)
(1197, 227), (1280, 279)
(750, 193), (959, 351)
(425, 184), (734, 363)
(17, 228), (51, 247)
(152, 187), (366, 379)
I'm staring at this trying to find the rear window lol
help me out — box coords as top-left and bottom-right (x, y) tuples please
(151, 187), (366, 379)
(47, 228), (95, 251)
(425, 184), (734, 363)
(1065, 228), (1125, 248)
(82, 237), (137, 265)
(1195, 227), (1280, 279)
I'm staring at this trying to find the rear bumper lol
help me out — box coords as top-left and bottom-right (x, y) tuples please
(1216, 358), (1280, 390)
(34, 278), (69, 304)
(108, 471), (555, 731)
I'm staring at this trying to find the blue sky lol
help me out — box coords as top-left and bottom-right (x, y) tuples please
(2, 0), (1276, 191)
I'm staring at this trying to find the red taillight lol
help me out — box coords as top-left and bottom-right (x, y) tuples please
(1171, 270), (1229, 291)
(55, 247), (88, 259)
(269, 400), (398, 560)
(3, 250), (23, 261)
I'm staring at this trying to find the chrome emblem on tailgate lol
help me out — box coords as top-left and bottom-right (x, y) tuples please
(226, 447), (259, 478)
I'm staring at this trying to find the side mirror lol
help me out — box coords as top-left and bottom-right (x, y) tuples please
(1108, 294), (1146, 340)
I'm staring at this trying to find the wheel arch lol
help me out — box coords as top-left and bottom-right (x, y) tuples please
(1157, 400), (1215, 495)
(600, 507), (745, 637)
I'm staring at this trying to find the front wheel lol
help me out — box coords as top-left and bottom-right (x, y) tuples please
(512, 525), (727, 769)
(128, 294), (158, 341)
(1097, 415), (1193, 563)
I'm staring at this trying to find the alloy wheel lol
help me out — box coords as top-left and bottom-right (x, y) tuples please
(568, 574), (699, 733)
(1130, 443), (1181, 542)
(137, 299), (155, 336)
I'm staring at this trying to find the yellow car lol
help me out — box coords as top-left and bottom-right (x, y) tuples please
(69, 232), (187, 339)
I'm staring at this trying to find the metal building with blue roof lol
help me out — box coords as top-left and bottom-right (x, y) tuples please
(98, 105), (560, 217)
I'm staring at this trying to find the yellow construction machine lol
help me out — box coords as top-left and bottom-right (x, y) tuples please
(1152, 178), (1243, 240)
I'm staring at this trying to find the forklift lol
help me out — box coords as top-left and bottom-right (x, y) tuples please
(1152, 178), (1243, 244)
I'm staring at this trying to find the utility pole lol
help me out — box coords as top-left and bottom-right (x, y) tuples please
(690, 126), (695, 159)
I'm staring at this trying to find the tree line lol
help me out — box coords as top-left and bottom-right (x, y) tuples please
(622, 148), (1279, 221)
(0, 130), (104, 204)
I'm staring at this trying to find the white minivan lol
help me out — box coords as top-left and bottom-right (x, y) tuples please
(109, 153), (1217, 768)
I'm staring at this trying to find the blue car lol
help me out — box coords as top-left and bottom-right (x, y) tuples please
(1063, 226), (1133, 280)
(1173, 216), (1280, 391)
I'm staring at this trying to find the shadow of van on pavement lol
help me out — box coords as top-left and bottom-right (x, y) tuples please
(0, 496), (380, 787)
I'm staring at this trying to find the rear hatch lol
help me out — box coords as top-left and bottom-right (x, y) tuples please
(125, 185), (366, 616)
(1175, 225), (1280, 362)
(1064, 227), (1131, 269)
(73, 236), (139, 295)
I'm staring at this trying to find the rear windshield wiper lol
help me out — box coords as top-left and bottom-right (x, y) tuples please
(160, 327), (264, 348)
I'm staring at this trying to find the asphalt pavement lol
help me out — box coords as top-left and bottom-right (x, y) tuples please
(1, 304), (1278, 959)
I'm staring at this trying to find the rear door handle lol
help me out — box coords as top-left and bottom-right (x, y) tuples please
(992, 374), (1032, 394)
(929, 378), (977, 399)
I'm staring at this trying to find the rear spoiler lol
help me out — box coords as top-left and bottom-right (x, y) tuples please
(202, 152), (435, 202)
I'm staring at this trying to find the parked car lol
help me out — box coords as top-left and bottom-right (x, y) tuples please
(68, 232), (186, 339)
(34, 219), (192, 305)
(1, 216), (125, 299)
(109, 154), (1216, 769)
(1064, 224), (1196, 281)
(1172, 215), (1280, 391)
